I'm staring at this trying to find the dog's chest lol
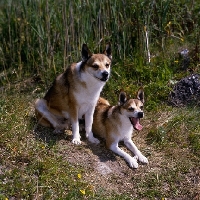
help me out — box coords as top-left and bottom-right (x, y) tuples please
(120, 125), (133, 138)
(74, 89), (100, 118)
(116, 117), (133, 140)
(70, 62), (106, 117)
(74, 76), (104, 105)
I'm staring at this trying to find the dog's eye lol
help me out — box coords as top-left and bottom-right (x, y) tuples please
(128, 107), (134, 111)
(105, 63), (110, 68)
(92, 64), (99, 69)
(140, 106), (143, 110)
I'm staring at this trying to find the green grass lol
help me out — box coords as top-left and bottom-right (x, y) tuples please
(147, 106), (200, 152)
(0, 0), (199, 86)
(0, 91), (90, 199)
(0, 83), (199, 199)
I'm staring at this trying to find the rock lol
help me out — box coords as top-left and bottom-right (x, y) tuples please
(168, 74), (200, 106)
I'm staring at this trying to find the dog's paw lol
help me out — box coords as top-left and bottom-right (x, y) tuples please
(138, 154), (148, 164)
(88, 136), (100, 144)
(127, 157), (138, 168)
(72, 138), (81, 145)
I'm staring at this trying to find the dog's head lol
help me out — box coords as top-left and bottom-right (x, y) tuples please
(119, 88), (144, 131)
(81, 43), (112, 82)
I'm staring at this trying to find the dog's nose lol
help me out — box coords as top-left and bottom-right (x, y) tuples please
(138, 112), (144, 118)
(102, 71), (109, 81)
(102, 71), (109, 79)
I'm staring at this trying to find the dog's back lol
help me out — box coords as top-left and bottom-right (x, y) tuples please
(93, 98), (110, 138)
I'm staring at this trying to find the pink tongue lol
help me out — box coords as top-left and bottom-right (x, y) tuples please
(132, 118), (143, 131)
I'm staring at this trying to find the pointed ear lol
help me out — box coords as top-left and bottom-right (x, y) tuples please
(119, 91), (127, 105)
(104, 42), (112, 60)
(137, 88), (144, 103)
(82, 44), (92, 62)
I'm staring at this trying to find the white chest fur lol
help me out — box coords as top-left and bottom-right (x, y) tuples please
(117, 115), (133, 141)
(74, 62), (105, 118)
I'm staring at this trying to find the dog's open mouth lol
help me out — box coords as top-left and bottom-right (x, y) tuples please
(129, 117), (143, 131)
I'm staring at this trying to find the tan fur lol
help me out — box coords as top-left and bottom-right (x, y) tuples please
(97, 97), (110, 106)
(35, 43), (112, 144)
(92, 89), (148, 168)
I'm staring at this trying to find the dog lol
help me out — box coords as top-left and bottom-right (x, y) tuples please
(34, 43), (112, 144)
(92, 89), (148, 168)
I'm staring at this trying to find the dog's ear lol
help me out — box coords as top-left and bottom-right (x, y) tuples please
(82, 44), (92, 62)
(104, 42), (112, 60)
(137, 88), (144, 103)
(119, 91), (127, 105)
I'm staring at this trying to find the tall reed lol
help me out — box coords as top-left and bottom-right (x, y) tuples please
(0, 0), (199, 85)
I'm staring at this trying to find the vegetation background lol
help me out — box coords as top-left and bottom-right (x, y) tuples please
(0, 0), (199, 199)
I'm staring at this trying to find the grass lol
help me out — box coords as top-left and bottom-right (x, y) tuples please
(0, 0), (199, 85)
(0, 82), (199, 199)
(0, 89), (90, 199)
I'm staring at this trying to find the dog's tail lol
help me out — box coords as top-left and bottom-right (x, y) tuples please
(97, 97), (110, 106)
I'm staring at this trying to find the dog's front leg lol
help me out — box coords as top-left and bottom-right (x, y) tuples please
(71, 120), (81, 144)
(124, 139), (148, 164)
(70, 111), (81, 144)
(85, 108), (100, 144)
(109, 142), (138, 168)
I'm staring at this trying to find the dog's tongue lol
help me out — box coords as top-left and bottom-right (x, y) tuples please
(131, 118), (143, 131)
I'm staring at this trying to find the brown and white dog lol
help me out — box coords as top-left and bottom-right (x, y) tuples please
(92, 89), (148, 168)
(34, 43), (112, 144)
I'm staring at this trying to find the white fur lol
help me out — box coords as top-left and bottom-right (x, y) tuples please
(114, 113), (148, 168)
(110, 142), (139, 168)
(35, 99), (58, 128)
(70, 62), (107, 144)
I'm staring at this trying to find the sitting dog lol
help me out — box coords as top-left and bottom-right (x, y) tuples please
(92, 89), (148, 168)
(34, 43), (112, 144)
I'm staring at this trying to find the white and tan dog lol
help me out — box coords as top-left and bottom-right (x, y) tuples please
(92, 89), (148, 168)
(34, 43), (112, 144)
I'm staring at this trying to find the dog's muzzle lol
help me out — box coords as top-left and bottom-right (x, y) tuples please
(100, 71), (109, 81)
(137, 112), (144, 118)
